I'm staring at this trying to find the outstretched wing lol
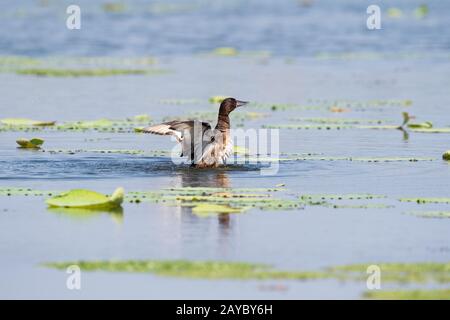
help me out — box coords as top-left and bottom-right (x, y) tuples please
(143, 120), (213, 160)
(142, 120), (211, 142)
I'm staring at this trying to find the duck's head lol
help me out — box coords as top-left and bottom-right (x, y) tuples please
(219, 98), (248, 115)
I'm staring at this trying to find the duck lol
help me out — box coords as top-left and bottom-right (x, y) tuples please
(143, 98), (248, 168)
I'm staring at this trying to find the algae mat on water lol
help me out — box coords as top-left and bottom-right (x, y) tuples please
(44, 260), (450, 288)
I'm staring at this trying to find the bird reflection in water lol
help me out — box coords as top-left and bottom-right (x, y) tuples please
(178, 170), (232, 231)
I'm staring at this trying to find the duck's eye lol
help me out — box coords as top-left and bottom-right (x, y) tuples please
(210, 136), (215, 142)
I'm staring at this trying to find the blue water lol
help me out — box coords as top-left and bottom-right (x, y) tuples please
(0, 0), (449, 57)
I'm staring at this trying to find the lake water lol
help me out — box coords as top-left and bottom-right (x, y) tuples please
(0, 0), (449, 299)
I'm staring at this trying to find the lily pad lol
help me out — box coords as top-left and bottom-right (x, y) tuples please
(16, 138), (44, 149)
(407, 121), (433, 129)
(46, 187), (124, 209)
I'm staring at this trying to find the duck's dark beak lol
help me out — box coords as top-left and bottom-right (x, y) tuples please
(236, 100), (249, 107)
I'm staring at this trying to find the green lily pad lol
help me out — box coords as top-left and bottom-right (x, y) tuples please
(407, 121), (433, 129)
(16, 138), (44, 149)
(1, 118), (55, 126)
(46, 187), (124, 209)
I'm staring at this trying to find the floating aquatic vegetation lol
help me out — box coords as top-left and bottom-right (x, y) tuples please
(31, 149), (170, 157)
(291, 118), (386, 125)
(125, 187), (302, 213)
(130, 114), (152, 123)
(407, 121), (433, 129)
(330, 262), (450, 283)
(46, 187), (124, 210)
(239, 155), (435, 163)
(44, 260), (329, 280)
(414, 5), (429, 19)
(16, 138), (44, 149)
(299, 194), (391, 209)
(410, 128), (450, 134)
(209, 96), (228, 104)
(44, 260), (450, 285)
(0, 115), (153, 133)
(387, 7), (403, 18)
(348, 157), (434, 163)
(0, 187), (57, 197)
(0, 56), (41, 71)
(1, 118), (55, 127)
(300, 194), (386, 201)
(407, 211), (450, 219)
(399, 197), (450, 204)
(263, 123), (402, 131)
(164, 110), (266, 123)
(192, 204), (246, 216)
(15, 68), (162, 77)
(212, 47), (238, 56)
(365, 289), (450, 300)
(443, 151), (450, 161)
(102, 3), (127, 13)
(331, 204), (394, 209)
(157, 98), (202, 105)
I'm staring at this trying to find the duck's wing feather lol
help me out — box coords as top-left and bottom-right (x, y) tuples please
(142, 120), (212, 141)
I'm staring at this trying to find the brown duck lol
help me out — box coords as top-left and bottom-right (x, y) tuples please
(143, 98), (248, 168)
